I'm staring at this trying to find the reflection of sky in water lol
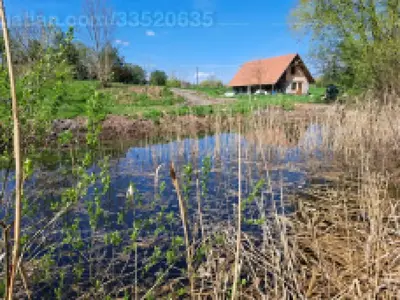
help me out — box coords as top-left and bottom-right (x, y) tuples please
(0, 125), (325, 226)
(107, 130), (321, 224)
(0, 125), (330, 298)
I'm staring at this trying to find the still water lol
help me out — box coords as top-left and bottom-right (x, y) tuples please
(0, 125), (326, 297)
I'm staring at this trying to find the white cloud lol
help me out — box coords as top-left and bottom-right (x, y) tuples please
(145, 30), (156, 37)
(195, 71), (214, 79)
(115, 39), (130, 46)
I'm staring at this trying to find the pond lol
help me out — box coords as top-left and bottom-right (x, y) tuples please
(0, 124), (328, 298)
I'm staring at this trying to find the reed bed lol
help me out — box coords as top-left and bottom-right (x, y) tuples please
(1, 101), (400, 299)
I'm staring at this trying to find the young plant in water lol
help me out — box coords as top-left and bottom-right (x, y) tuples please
(182, 162), (194, 202)
(200, 156), (212, 199)
(241, 178), (266, 226)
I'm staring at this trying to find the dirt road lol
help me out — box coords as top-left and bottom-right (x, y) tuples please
(171, 88), (235, 106)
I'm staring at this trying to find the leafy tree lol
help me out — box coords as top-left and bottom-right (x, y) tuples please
(53, 28), (90, 80)
(150, 70), (167, 86)
(167, 77), (181, 88)
(26, 40), (43, 62)
(113, 64), (146, 84)
(130, 65), (147, 84)
(74, 42), (97, 80)
(200, 76), (223, 88)
(291, 0), (400, 97)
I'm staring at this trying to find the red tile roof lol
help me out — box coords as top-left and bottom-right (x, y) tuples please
(229, 53), (299, 87)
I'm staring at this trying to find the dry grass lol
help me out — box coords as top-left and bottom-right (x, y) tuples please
(238, 101), (400, 298)
(182, 101), (400, 299)
(2, 100), (400, 299)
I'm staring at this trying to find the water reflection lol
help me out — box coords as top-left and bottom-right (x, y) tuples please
(1, 125), (325, 223)
(0, 124), (326, 297)
(106, 128), (320, 221)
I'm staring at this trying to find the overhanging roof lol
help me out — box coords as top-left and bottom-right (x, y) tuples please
(229, 54), (315, 87)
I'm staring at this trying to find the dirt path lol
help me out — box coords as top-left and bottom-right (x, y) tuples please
(171, 88), (235, 106)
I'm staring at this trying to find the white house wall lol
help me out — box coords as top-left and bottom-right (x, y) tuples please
(284, 65), (310, 95)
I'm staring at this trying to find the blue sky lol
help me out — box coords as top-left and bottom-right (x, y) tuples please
(5, 0), (311, 83)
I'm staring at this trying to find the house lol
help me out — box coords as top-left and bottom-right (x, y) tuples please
(229, 54), (315, 95)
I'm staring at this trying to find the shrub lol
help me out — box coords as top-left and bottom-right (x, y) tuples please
(167, 78), (181, 88)
(113, 64), (146, 85)
(150, 70), (168, 86)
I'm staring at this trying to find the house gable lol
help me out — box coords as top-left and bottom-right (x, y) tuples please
(229, 54), (315, 87)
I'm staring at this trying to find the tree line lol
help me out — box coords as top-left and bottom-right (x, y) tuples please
(0, 22), (172, 87)
(0, 13), (225, 90)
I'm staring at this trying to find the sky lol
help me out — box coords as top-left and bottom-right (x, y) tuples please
(5, 0), (311, 83)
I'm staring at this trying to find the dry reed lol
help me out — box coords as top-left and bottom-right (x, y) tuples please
(2, 98), (400, 299)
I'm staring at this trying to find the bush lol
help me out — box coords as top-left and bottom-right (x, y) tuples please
(143, 109), (164, 122)
(113, 64), (146, 85)
(150, 70), (168, 86)
(167, 78), (181, 88)
(281, 99), (295, 111)
(199, 79), (223, 88)
(161, 87), (173, 97)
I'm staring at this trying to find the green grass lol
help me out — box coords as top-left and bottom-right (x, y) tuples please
(0, 80), (329, 122)
(1, 80), (99, 120)
(188, 84), (326, 100)
(55, 81), (185, 119)
(113, 92), (325, 123)
(57, 81), (99, 119)
(309, 85), (326, 98)
(103, 83), (185, 119)
(51, 81), (326, 121)
(186, 86), (233, 98)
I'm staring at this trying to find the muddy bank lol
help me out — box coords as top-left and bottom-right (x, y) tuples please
(52, 104), (333, 141)
(53, 114), (228, 141)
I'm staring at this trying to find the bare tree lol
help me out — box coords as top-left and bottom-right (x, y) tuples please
(83, 0), (114, 87)
(253, 60), (265, 91)
(8, 14), (58, 74)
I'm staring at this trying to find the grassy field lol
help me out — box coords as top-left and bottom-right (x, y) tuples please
(54, 81), (326, 121)
(185, 86), (233, 98)
(57, 81), (99, 119)
(55, 81), (185, 119)
(186, 85), (325, 99)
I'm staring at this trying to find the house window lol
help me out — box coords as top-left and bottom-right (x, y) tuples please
(291, 82), (297, 91)
(291, 65), (296, 75)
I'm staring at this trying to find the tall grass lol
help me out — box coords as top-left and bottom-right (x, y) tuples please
(224, 100), (400, 298)
(1, 97), (400, 298)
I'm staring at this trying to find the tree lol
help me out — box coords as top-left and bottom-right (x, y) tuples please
(53, 28), (90, 80)
(0, 12), (77, 297)
(7, 16), (59, 75)
(291, 0), (400, 98)
(199, 75), (223, 88)
(150, 70), (167, 86)
(253, 60), (265, 90)
(83, 0), (115, 87)
(130, 65), (147, 84)
(71, 42), (92, 80)
(113, 64), (146, 84)
(167, 76), (182, 88)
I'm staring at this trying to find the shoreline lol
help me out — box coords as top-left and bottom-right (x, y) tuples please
(52, 103), (333, 141)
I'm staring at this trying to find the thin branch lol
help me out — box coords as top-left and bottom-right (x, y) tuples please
(231, 123), (242, 300)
